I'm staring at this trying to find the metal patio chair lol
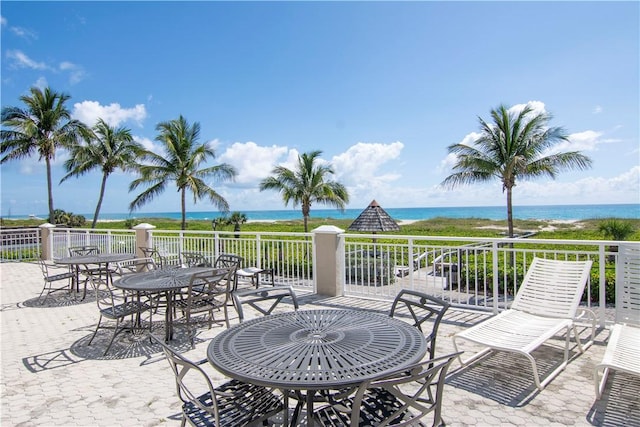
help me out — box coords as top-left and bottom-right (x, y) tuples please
(232, 286), (299, 323)
(389, 289), (450, 361)
(150, 334), (283, 427)
(37, 259), (76, 304)
(86, 273), (152, 355)
(174, 268), (234, 348)
(314, 352), (461, 427)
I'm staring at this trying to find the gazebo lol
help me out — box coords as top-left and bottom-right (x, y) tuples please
(347, 200), (400, 241)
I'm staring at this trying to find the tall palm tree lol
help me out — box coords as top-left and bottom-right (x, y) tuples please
(441, 104), (592, 238)
(259, 150), (350, 232)
(129, 115), (237, 230)
(226, 211), (247, 238)
(0, 86), (90, 222)
(60, 119), (144, 228)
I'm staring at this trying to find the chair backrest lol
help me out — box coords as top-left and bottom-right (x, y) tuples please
(349, 352), (461, 426)
(511, 257), (593, 318)
(214, 253), (244, 269)
(233, 286), (299, 322)
(149, 335), (219, 421)
(139, 247), (168, 269)
(116, 257), (157, 276)
(616, 243), (640, 326)
(88, 272), (120, 313)
(389, 289), (450, 360)
(181, 251), (212, 268)
(184, 268), (234, 308)
(69, 245), (100, 256)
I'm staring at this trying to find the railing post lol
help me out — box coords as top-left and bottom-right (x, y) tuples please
(492, 241), (500, 314)
(313, 225), (344, 297)
(39, 223), (56, 261)
(133, 223), (156, 258)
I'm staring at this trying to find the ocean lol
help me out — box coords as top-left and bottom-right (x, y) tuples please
(80, 203), (640, 222)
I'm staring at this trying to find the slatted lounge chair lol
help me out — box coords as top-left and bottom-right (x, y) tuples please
(594, 243), (640, 399)
(452, 257), (594, 390)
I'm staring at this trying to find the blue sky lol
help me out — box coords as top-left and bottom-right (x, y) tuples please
(1, 1), (639, 217)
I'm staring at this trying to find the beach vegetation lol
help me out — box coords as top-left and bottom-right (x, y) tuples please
(598, 218), (636, 241)
(259, 150), (349, 232)
(0, 86), (91, 223)
(61, 119), (144, 228)
(441, 104), (592, 238)
(129, 115), (237, 230)
(226, 211), (247, 238)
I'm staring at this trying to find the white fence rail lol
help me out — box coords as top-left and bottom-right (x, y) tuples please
(6, 225), (636, 326)
(0, 227), (41, 261)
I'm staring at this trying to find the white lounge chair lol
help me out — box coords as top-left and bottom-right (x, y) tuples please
(594, 243), (640, 399)
(452, 257), (594, 390)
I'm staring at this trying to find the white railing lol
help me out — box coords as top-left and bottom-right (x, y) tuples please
(51, 228), (136, 259)
(0, 227), (41, 261)
(150, 230), (315, 291)
(342, 233), (619, 325)
(37, 225), (636, 325)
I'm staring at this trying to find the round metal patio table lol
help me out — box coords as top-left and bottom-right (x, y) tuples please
(113, 267), (216, 341)
(207, 308), (427, 426)
(56, 253), (135, 298)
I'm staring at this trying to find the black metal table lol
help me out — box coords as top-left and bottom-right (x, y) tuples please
(207, 309), (427, 426)
(55, 253), (135, 298)
(113, 267), (217, 341)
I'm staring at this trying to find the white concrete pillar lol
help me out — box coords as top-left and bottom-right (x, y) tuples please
(313, 225), (344, 297)
(133, 223), (156, 258)
(39, 223), (56, 261)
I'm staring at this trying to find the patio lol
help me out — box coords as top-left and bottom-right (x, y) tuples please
(1, 261), (638, 426)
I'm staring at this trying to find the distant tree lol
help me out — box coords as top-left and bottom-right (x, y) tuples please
(0, 86), (90, 222)
(129, 115), (237, 230)
(61, 119), (144, 228)
(598, 219), (635, 241)
(259, 150), (349, 233)
(441, 104), (592, 238)
(226, 211), (247, 238)
(599, 219), (635, 262)
(211, 216), (227, 231)
(51, 208), (86, 227)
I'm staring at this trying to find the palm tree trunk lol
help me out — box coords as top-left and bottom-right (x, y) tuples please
(506, 186), (514, 238)
(181, 189), (187, 230)
(45, 157), (55, 223)
(91, 173), (108, 229)
(303, 214), (309, 233)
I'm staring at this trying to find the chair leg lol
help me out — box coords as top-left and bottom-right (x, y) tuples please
(103, 318), (122, 356)
(88, 314), (104, 346)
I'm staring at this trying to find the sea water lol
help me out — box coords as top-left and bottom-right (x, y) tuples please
(86, 203), (640, 222)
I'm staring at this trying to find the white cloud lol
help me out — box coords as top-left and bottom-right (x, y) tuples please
(509, 100), (547, 117)
(72, 101), (147, 127)
(6, 50), (48, 70)
(1, 16), (6, 27)
(219, 142), (290, 185)
(593, 105), (603, 114)
(59, 61), (86, 84)
(34, 77), (48, 90)
(133, 135), (155, 152)
(332, 142), (403, 184)
(1, 17), (37, 41)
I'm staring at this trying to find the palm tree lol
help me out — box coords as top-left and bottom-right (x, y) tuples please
(227, 211), (247, 238)
(129, 115), (237, 230)
(1, 86), (90, 222)
(599, 219), (635, 262)
(259, 150), (350, 232)
(441, 104), (592, 238)
(60, 119), (144, 228)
